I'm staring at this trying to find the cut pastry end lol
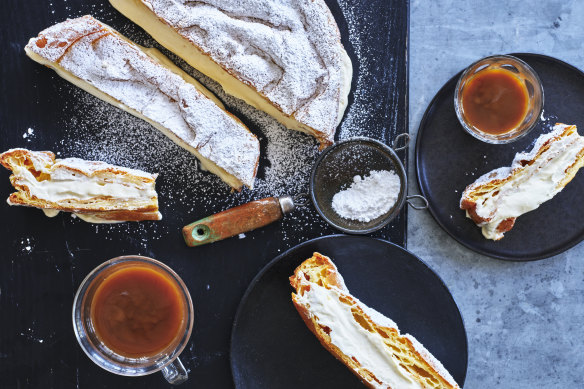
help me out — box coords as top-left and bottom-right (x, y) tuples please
(460, 123), (584, 240)
(25, 15), (259, 191)
(109, 0), (353, 149)
(290, 252), (460, 389)
(0, 148), (162, 223)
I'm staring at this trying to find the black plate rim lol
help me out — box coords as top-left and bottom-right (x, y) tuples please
(229, 234), (469, 388)
(415, 52), (584, 261)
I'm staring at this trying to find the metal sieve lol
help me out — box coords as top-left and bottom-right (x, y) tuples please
(307, 136), (427, 234)
(183, 135), (428, 247)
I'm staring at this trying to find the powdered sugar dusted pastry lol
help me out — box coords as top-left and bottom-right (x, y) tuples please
(290, 252), (460, 389)
(0, 149), (161, 222)
(109, 0), (353, 148)
(25, 15), (259, 190)
(460, 123), (584, 240)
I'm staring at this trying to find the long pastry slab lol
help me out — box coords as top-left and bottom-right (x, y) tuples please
(25, 15), (260, 190)
(0, 148), (161, 223)
(110, 0), (353, 148)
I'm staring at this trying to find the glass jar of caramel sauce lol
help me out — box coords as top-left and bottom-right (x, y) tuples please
(455, 55), (544, 144)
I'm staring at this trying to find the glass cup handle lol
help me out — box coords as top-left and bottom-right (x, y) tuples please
(162, 357), (188, 385)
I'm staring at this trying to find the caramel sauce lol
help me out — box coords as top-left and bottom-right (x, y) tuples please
(461, 69), (529, 134)
(91, 266), (185, 357)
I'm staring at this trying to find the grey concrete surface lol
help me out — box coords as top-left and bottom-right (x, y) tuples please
(408, 1), (584, 387)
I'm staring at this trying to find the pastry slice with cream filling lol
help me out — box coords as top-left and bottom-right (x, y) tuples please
(460, 123), (584, 240)
(290, 252), (460, 389)
(1, 148), (161, 223)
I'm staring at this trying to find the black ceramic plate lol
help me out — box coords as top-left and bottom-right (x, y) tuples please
(230, 235), (467, 388)
(416, 53), (584, 261)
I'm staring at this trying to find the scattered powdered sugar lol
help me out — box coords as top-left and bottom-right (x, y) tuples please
(22, 128), (35, 142)
(331, 170), (401, 222)
(18, 237), (35, 253)
(335, 0), (377, 140)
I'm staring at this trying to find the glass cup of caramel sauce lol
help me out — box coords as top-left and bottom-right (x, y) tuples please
(73, 256), (194, 384)
(455, 55), (544, 143)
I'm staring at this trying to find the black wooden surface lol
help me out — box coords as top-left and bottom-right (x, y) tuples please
(416, 54), (584, 261)
(0, 1), (409, 388)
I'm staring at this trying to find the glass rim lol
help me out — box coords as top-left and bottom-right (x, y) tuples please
(454, 54), (544, 144)
(72, 255), (194, 376)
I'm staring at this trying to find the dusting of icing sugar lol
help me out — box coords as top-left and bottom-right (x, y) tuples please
(27, 16), (259, 188)
(18, 237), (35, 254)
(332, 170), (401, 222)
(22, 128), (35, 142)
(11, 1), (407, 255)
(335, 0), (373, 139)
(141, 0), (351, 142)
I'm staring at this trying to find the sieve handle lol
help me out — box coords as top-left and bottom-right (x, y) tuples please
(392, 133), (410, 152)
(406, 195), (429, 210)
(182, 196), (294, 247)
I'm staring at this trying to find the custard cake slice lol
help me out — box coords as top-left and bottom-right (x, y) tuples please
(110, 0), (353, 148)
(460, 123), (584, 240)
(1, 148), (161, 223)
(290, 252), (460, 389)
(25, 15), (259, 190)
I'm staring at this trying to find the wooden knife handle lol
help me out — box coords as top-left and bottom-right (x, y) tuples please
(182, 197), (285, 247)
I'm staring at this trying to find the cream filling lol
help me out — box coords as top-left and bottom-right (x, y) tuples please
(42, 209), (60, 217)
(475, 134), (584, 240)
(41, 209), (123, 224)
(298, 283), (423, 389)
(18, 164), (158, 223)
(110, 0), (352, 142)
(74, 213), (124, 224)
(13, 165), (154, 203)
(337, 52), (353, 126)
